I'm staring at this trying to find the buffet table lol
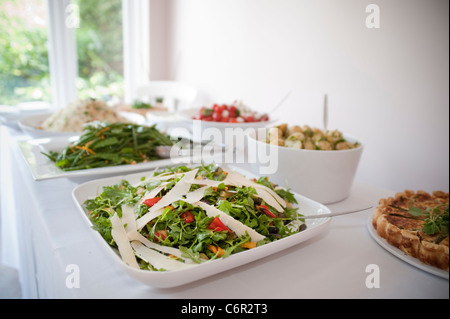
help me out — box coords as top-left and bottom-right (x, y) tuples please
(1, 124), (448, 300)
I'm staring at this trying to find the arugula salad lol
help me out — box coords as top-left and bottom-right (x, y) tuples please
(84, 164), (306, 271)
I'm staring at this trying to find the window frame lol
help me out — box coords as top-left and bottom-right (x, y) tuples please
(46, 0), (78, 110)
(46, 0), (149, 109)
(122, 0), (150, 104)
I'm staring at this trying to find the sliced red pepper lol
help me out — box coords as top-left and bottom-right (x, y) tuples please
(208, 217), (231, 233)
(143, 197), (162, 207)
(154, 230), (167, 242)
(181, 211), (195, 223)
(259, 205), (276, 218)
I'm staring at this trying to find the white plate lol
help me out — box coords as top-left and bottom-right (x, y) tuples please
(16, 136), (212, 181)
(18, 112), (81, 138)
(0, 102), (51, 127)
(72, 165), (331, 288)
(0, 102), (50, 115)
(367, 216), (449, 280)
(18, 111), (146, 139)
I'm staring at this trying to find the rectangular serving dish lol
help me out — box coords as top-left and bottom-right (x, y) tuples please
(17, 136), (209, 181)
(72, 165), (331, 288)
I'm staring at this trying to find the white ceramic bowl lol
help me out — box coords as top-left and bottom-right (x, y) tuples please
(18, 111), (146, 139)
(246, 128), (364, 204)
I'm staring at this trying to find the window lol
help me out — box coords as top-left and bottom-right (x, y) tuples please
(0, 0), (149, 109)
(73, 0), (124, 104)
(0, 0), (51, 106)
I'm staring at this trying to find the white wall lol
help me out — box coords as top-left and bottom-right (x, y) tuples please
(151, 0), (449, 193)
(149, 0), (171, 80)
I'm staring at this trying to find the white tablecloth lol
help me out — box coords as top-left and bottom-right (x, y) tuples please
(1, 125), (448, 299)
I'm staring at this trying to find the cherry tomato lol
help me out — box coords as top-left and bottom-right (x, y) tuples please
(154, 230), (168, 242)
(143, 197), (162, 207)
(244, 115), (255, 122)
(229, 106), (237, 118)
(212, 112), (222, 122)
(181, 211), (195, 223)
(196, 104), (268, 123)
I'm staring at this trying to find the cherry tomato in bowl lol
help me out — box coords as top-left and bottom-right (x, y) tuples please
(193, 102), (269, 123)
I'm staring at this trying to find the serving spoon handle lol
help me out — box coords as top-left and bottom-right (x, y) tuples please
(300, 206), (373, 219)
(323, 94), (328, 131)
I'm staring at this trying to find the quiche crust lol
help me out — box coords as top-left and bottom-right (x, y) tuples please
(372, 190), (449, 272)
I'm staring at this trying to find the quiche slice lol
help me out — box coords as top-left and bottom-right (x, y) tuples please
(372, 190), (449, 271)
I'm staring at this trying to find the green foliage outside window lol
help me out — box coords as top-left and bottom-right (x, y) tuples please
(0, 0), (124, 106)
(0, 0), (51, 105)
(74, 0), (124, 102)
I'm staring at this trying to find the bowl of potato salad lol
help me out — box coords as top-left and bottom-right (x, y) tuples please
(246, 123), (364, 204)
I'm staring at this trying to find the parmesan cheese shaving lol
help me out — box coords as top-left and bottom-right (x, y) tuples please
(225, 171), (287, 212)
(135, 207), (165, 231)
(253, 184), (287, 209)
(110, 213), (139, 269)
(185, 171), (286, 212)
(195, 201), (266, 242)
(131, 241), (195, 271)
(187, 178), (225, 187)
(184, 186), (210, 204)
(144, 172), (185, 182)
(135, 169), (198, 229)
(120, 204), (137, 234)
(127, 231), (196, 263)
(150, 169), (198, 212)
(255, 187), (284, 212)
(140, 183), (167, 204)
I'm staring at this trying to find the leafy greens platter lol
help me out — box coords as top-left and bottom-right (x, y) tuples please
(16, 122), (210, 181)
(72, 163), (331, 287)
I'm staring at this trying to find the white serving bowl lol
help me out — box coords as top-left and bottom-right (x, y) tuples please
(246, 128), (364, 204)
(18, 111), (146, 139)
